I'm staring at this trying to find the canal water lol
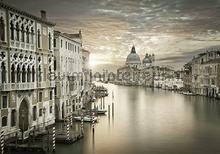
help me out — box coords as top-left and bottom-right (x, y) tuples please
(56, 83), (220, 154)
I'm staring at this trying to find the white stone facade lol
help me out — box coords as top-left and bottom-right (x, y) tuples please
(54, 31), (83, 120)
(0, 2), (55, 140)
(191, 50), (220, 97)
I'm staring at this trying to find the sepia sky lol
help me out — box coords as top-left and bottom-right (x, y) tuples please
(5, 0), (220, 70)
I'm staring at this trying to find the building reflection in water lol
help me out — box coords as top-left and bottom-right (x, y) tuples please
(54, 83), (220, 154)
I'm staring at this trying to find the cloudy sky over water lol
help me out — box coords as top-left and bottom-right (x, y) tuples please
(6, 0), (220, 70)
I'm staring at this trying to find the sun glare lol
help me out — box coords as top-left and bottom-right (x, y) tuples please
(89, 54), (111, 68)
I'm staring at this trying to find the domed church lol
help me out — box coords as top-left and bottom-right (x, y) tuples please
(125, 45), (154, 68)
(117, 45), (155, 86)
(126, 46), (141, 67)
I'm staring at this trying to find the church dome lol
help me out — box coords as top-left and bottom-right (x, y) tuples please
(126, 46), (141, 65)
(143, 54), (152, 64)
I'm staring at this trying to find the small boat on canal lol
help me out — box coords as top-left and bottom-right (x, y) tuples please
(91, 109), (107, 115)
(74, 115), (98, 122)
(182, 91), (195, 96)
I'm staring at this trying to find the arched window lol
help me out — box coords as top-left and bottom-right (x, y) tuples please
(22, 65), (26, 82)
(32, 66), (35, 82)
(31, 27), (34, 44)
(11, 109), (16, 127)
(16, 23), (20, 41)
(17, 65), (20, 82)
(37, 29), (41, 48)
(21, 24), (25, 42)
(26, 27), (29, 43)
(39, 92), (43, 102)
(1, 62), (6, 83)
(38, 65), (42, 82)
(48, 32), (51, 50)
(27, 66), (31, 82)
(10, 21), (14, 40)
(49, 66), (52, 74)
(50, 90), (53, 100)
(11, 64), (15, 83)
(33, 106), (37, 121)
(2, 116), (7, 127)
(0, 17), (5, 41)
(54, 58), (57, 71)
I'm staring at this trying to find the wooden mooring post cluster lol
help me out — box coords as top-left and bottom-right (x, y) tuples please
(2, 115), (84, 154)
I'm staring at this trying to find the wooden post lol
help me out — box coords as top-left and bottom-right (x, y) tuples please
(81, 113), (84, 135)
(100, 98), (102, 109)
(112, 103), (114, 117)
(108, 105), (110, 118)
(66, 118), (70, 141)
(0, 130), (4, 154)
(103, 97), (105, 109)
(92, 112), (95, 133)
(15, 132), (18, 148)
(47, 129), (50, 152)
(52, 127), (56, 152)
(69, 114), (73, 127)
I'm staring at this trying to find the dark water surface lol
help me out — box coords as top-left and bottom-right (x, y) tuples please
(57, 84), (220, 154)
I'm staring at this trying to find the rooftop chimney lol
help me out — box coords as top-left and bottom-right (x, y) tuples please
(40, 10), (47, 20)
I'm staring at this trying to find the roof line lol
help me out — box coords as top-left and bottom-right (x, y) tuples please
(0, 1), (55, 26)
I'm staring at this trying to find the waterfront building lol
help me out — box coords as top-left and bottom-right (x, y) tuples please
(117, 46), (154, 86)
(199, 59), (220, 97)
(183, 62), (192, 92)
(191, 49), (220, 97)
(54, 30), (83, 120)
(82, 49), (92, 104)
(153, 66), (183, 90)
(0, 2), (55, 140)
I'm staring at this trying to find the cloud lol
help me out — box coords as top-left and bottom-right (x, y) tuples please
(5, 0), (220, 69)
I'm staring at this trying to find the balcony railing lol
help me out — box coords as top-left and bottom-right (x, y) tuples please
(10, 40), (35, 51)
(1, 82), (37, 91)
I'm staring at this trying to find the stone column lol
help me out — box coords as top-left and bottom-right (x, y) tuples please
(14, 70), (17, 83)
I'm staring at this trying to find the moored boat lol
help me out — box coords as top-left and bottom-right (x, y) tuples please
(91, 109), (107, 115)
(182, 91), (195, 96)
(74, 115), (98, 122)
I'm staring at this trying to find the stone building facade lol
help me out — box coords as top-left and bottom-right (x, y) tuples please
(183, 63), (192, 92)
(0, 2), (55, 139)
(54, 31), (83, 120)
(199, 59), (220, 97)
(191, 50), (220, 97)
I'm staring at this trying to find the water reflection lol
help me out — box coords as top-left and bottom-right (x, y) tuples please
(56, 84), (220, 154)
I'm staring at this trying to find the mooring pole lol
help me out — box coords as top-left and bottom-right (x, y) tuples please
(103, 97), (105, 109)
(101, 97), (103, 109)
(108, 105), (110, 118)
(52, 126), (56, 152)
(81, 113), (84, 135)
(92, 112), (95, 133)
(66, 118), (70, 141)
(47, 129), (50, 152)
(112, 103), (114, 117)
(69, 114), (73, 127)
(0, 130), (4, 154)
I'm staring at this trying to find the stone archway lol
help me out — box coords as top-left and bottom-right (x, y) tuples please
(19, 99), (29, 131)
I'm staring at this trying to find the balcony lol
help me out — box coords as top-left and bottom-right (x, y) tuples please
(1, 82), (37, 91)
(10, 40), (35, 51)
